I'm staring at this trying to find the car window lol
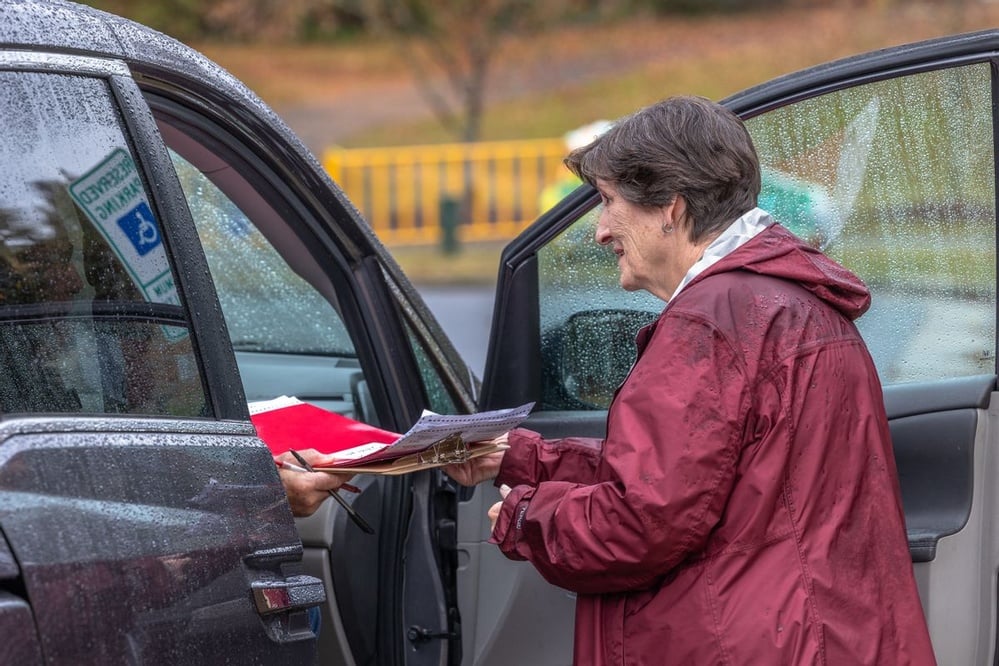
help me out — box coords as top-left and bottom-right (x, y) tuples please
(169, 150), (355, 356)
(166, 149), (376, 417)
(0, 71), (206, 416)
(405, 320), (459, 415)
(164, 115), (476, 423)
(536, 61), (996, 410)
(169, 143), (465, 424)
(746, 62), (995, 385)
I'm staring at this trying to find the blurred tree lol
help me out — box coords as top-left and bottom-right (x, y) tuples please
(79, 0), (364, 42)
(642, 0), (790, 13)
(357, 0), (570, 144)
(81, 0), (205, 40)
(202, 0), (365, 41)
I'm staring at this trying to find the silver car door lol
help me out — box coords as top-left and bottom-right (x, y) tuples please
(471, 30), (999, 666)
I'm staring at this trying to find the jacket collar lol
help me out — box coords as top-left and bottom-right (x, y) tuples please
(668, 208), (773, 302)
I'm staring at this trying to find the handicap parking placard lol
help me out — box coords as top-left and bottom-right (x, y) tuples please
(70, 149), (185, 340)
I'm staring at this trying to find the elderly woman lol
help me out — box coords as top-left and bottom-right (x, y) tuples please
(447, 96), (936, 665)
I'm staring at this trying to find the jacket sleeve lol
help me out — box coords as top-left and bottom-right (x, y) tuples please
(496, 428), (603, 487)
(490, 313), (750, 595)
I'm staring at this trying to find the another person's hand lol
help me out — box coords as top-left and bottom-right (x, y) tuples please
(488, 484), (512, 532)
(443, 441), (506, 487)
(275, 448), (357, 517)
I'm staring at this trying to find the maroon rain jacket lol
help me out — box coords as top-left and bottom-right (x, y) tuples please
(491, 223), (936, 665)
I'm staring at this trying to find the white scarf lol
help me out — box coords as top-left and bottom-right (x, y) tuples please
(669, 207), (773, 302)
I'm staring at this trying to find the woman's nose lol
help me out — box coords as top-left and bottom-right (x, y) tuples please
(594, 217), (611, 246)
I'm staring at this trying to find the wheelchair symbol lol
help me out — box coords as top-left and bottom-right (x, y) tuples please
(116, 202), (161, 257)
(135, 214), (158, 246)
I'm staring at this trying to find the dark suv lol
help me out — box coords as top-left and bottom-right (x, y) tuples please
(3, 1), (999, 664)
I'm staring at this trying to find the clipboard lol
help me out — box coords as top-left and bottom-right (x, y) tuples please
(323, 434), (510, 475)
(251, 397), (531, 475)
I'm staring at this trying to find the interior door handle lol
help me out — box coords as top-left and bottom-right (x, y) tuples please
(251, 575), (326, 616)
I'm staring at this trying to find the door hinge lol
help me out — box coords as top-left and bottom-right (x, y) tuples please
(407, 624), (457, 646)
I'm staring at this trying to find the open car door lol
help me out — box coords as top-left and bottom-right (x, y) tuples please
(0, 3), (483, 664)
(463, 30), (999, 665)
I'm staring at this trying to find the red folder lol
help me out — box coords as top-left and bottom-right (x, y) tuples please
(249, 396), (399, 460)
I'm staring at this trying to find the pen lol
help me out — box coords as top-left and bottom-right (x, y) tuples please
(276, 459), (309, 473)
(276, 460), (362, 494)
(288, 450), (375, 534)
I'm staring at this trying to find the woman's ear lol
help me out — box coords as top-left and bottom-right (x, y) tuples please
(664, 194), (687, 226)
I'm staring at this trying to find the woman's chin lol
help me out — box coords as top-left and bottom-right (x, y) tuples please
(618, 276), (640, 292)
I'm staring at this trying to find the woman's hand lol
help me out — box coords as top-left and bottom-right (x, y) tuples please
(488, 484), (512, 531)
(444, 447), (506, 486)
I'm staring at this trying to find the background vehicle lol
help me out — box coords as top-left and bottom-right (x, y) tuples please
(1, 1), (997, 664)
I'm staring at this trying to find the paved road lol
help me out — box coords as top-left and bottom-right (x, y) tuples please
(418, 285), (496, 378)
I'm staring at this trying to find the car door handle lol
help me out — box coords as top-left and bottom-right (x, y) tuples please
(251, 575), (326, 616)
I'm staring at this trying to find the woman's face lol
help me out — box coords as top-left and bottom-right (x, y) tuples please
(593, 179), (679, 301)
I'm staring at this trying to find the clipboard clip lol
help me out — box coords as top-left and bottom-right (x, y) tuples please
(416, 434), (468, 465)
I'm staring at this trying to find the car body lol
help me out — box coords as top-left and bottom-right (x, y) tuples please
(1, 1), (997, 664)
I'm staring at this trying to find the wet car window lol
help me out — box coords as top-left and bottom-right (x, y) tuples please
(169, 150), (356, 356)
(0, 71), (206, 416)
(747, 62), (996, 385)
(170, 146), (465, 420)
(168, 148), (378, 420)
(405, 320), (459, 415)
(536, 62), (995, 409)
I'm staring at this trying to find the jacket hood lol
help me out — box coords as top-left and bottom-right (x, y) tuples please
(701, 223), (871, 320)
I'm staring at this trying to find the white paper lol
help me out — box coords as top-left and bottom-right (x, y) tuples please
(338, 402), (535, 465)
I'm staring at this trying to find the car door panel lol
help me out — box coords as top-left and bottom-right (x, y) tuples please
(898, 408), (975, 563)
(888, 376), (993, 564)
(888, 375), (996, 664)
(907, 396), (996, 664)
(0, 421), (317, 663)
(0, 528), (43, 666)
(456, 478), (575, 666)
(461, 379), (996, 664)
(296, 490), (383, 665)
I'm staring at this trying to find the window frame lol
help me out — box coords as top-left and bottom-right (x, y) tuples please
(145, 93), (452, 431)
(140, 77), (470, 666)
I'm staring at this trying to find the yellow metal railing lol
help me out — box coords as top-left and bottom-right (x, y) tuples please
(323, 138), (573, 245)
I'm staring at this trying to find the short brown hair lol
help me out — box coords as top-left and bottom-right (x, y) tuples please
(564, 96), (761, 244)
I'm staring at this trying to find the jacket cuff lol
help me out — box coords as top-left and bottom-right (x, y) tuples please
(487, 484), (533, 560)
(495, 428), (541, 489)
